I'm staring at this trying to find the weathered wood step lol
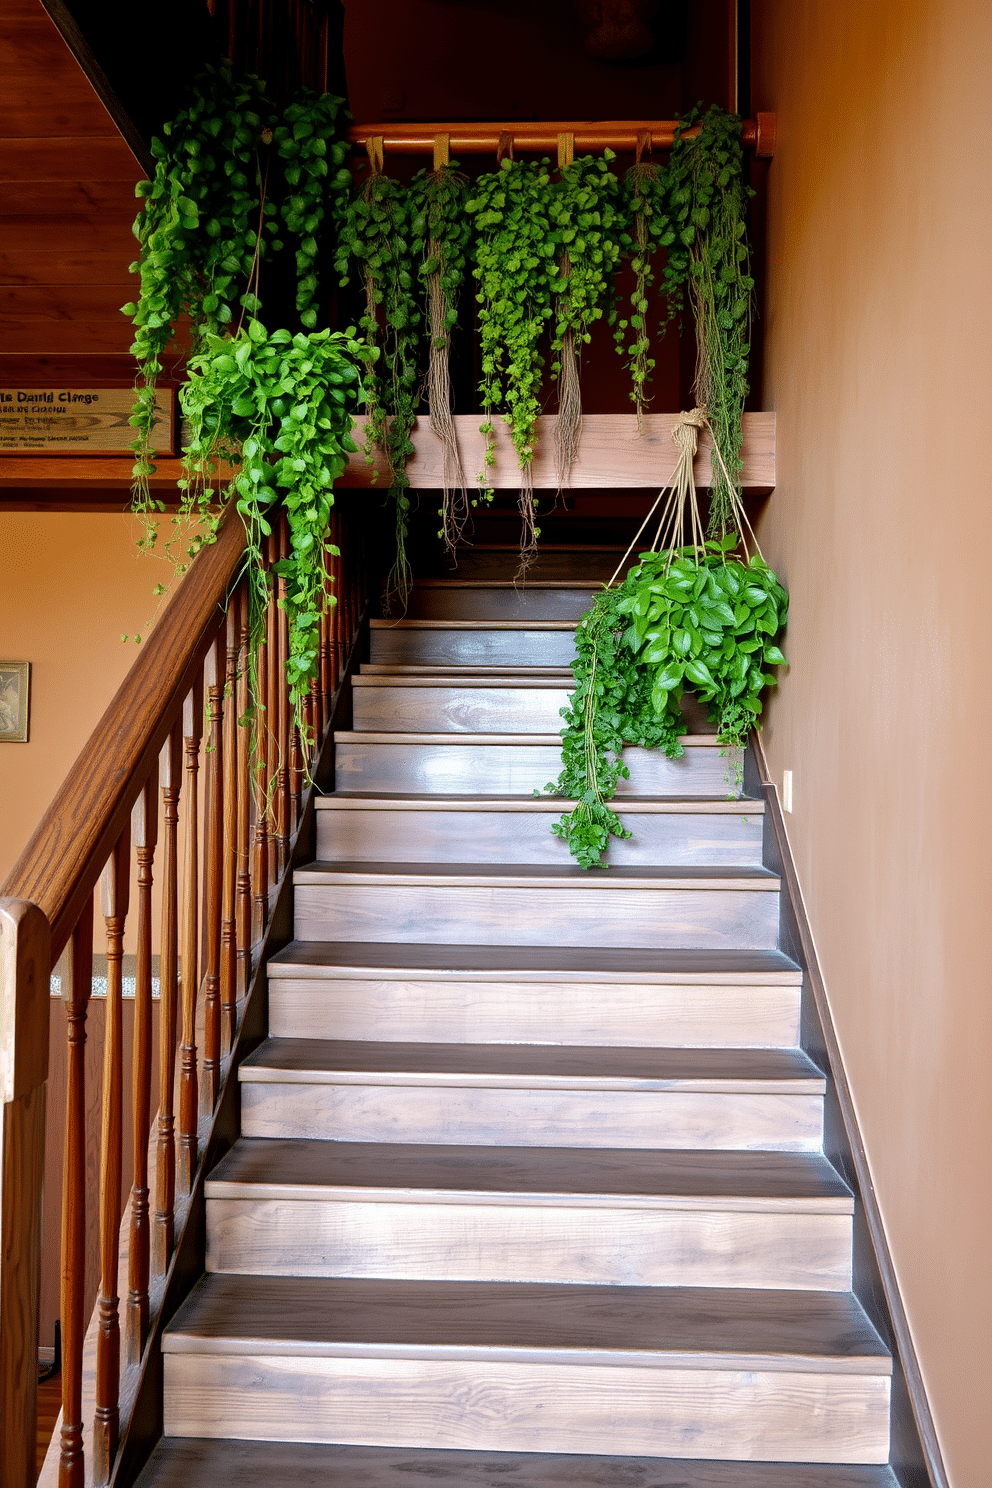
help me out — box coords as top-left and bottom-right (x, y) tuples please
(369, 620), (579, 668)
(238, 1040), (824, 1150)
(161, 1275), (890, 1461)
(402, 582), (597, 621)
(333, 733), (743, 797)
(265, 942), (803, 1047)
(316, 793), (764, 866)
(292, 861), (780, 951)
(205, 1139), (853, 1290)
(135, 1437), (903, 1488)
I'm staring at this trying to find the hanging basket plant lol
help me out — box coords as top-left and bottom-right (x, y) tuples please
(546, 412), (787, 868)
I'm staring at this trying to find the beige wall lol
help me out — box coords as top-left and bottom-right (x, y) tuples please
(751, 3), (992, 1483)
(0, 511), (172, 884)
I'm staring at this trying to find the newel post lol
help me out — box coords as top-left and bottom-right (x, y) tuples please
(0, 897), (52, 1488)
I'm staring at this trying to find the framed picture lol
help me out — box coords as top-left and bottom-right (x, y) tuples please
(0, 662), (30, 742)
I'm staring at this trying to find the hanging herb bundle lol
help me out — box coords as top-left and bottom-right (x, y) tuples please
(614, 147), (688, 427)
(273, 89), (354, 329)
(549, 149), (626, 484)
(409, 158), (472, 552)
(178, 321), (362, 711)
(467, 158), (558, 573)
(335, 163), (420, 606)
(667, 106), (754, 534)
(547, 414), (786, 868)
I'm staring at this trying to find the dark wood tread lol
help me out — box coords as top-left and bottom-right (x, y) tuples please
(239, 1040), (824, 1093)
(294, 862), (779, 891)
(265, 941), (803, 983)
(318, 792), (763, 813)
(413, 580), (602, 589)
(359, 664), (576, 674)
(353, 674), (578, 688)
(205, 1139), (853, 1212)
(162, 1275), (889, 1373)
(135, 1439), (901, 1488)
(369, 619), (580, 631)
(334, 731), (725, 747)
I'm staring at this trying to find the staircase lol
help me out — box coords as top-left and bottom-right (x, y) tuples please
(135, 573), (899, 1488)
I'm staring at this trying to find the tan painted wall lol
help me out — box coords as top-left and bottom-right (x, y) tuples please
(751, 4), (992, 1482)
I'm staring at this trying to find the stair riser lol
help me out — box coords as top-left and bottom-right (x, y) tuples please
(266, 977), (802, 1047)
(294, 884), (779, 951)
(352, 685), (572, 734)
(163, 1354), (890, 1463)
(239, 1085), (823, 1151)
(316, 807), (764, 867)
(333, 742), (743, 797)
(205, 1200), (853, 1291)
(432, 551), (625, 580)
(403, 590), (596, 621)
(370, 630), (578, 668)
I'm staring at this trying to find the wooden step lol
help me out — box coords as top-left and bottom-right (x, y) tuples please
(135, 1437), (903, 1488)
(369, 620), (579, 668)
(316, 794), (764, 867)
(265, 942), (803, 1047)
(238, 1040), (824, 1150)
(205, 1139), (853, 1291)
(161, 1275), (890, 1462)
(351, 679), (573, 734)
(402, 583), (597, 621)
(292, 861), (780, 951)
(332, 734), (744, 798)
(434, 545), (628, 581)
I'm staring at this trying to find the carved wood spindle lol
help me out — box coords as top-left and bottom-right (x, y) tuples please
(153, 723), (182, 1274)
(93, 826), (131, 1483)
(330, 515), (343, 694)
(319, 552), (332, 724)
(177, 674), (203, 1196)
(266, 527), (281, 886)
(59, 897), (93, 1488)
(235, 587), (252, 996)
(221, 605), (240, 1053)
(276, 516), (291, 869)
(126, 776), (157, 1365)
(252, 569), (271, 942)
(201, 630), (226, 1115)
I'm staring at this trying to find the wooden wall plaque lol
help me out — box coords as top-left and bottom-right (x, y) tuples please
(0, 388), (173, 455)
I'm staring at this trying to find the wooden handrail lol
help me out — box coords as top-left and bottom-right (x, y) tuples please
(0, 510), (246, 964)
(349, 114), (776, 158)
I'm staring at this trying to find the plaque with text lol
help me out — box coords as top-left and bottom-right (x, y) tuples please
(0, 388), (174, 454)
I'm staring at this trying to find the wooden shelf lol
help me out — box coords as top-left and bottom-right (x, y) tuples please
(0, 413), (774, 497)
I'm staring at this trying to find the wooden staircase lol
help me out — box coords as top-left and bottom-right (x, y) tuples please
(135, 575), (899, 1487)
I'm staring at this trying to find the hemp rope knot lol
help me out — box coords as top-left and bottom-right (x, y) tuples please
(671, 406), (708, 459)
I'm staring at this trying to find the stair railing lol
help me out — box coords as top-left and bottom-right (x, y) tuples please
(0, 499), (369, 1488)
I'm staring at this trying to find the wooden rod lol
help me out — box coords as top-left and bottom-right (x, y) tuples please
(252, 574), (270, 943)
(348, 114), (776, 158)
(59, 898), (93, 1488)
(234, 589), (252, 1000)
(126, 776), (157, 1366)
(201, 631), (225, 1117)
(275, 517), (291, 871)
(177, 675), (202, 1197)
(153, 724), (181, 1276)
(220, 605), (239, 1054)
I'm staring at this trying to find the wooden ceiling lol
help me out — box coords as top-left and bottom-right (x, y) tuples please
(0, 0), (145, 384)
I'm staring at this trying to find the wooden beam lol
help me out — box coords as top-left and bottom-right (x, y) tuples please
(348, 116), (777, 159)
(0, 414), (775, 493)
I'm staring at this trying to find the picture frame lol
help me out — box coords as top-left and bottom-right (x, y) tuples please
(0, 662), (30, 743)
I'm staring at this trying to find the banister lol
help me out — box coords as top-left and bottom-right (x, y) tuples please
(0, 509), (247, 965)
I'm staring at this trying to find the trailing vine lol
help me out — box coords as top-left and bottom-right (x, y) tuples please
(335, 166), (420, 607)
(410, 160), (472, 552)
(273, 89), (354, 329)
(614, 152), (688, 426)
(549, 150), (625, 483)
(467, 158), (558, 573)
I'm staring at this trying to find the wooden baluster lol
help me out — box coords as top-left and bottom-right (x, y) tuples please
(252, 577), (271, 941)
(319, 549), (333, 723)
(235, 588), (252, 996)
(221, 606), (240, 1052)
(126, 776), (157, 1364)
(177, 675), (203, 1196)
(266, 531), (281, 886)
(153, 723), (181, 1274)
(60, 897), (93, 1488)
(94, 827), (130, 1484)
(276, 517), (291, 870)
(201, 630), (226, 1115)
(0, 899), (50, 1488)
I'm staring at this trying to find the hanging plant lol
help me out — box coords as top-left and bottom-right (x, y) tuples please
(667, 106), (755, 534)
(546, 414), (786, 868)
(467, 158), (558, 574)
(409, 158), (472, 553)
(335, 163), (420, 607)
(178, 321), (363, 711)
(549, 149), (625, 483)
(614, 147), (688, 427)
(273, 89), (354, 329)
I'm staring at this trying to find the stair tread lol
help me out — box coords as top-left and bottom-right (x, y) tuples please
(354, 675), (578, 688)
(295, 861), (778, 890)
(136, 1439), (901, 1488)
(266, 941), (802, 981)
(162, 1274), (889, 1371)
(370, 619), (581, 631)
(360, 664), (577, 674)
(318, 793), (763, 813)
(334, 731), (723, 746)
(206, 1138), (852, 1210)
(239, 1039), (823, 1091)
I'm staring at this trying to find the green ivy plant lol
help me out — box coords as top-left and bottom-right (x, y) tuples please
(614, 154), (688, 426)
(548, 536), (787, 868)
(179, 320), (363, 711)
(335, 167), (420, 606)
(273, 89), (354, 329)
